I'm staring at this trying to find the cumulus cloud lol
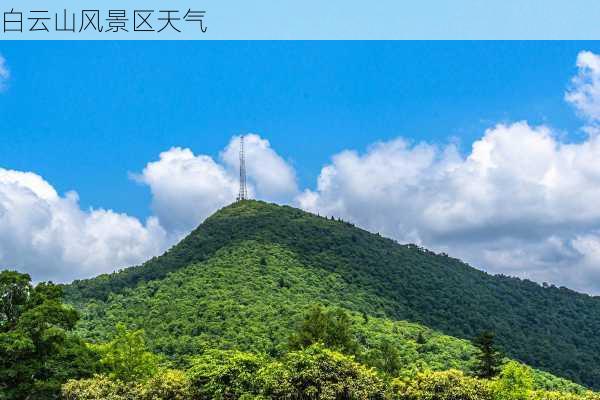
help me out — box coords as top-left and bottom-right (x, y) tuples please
(566, 50), (600, 123)
(0, 168), (168, 283)
(297, 122), (600, 294)
(134, 134), (298, 235)
(0, 54), (9, 90)
(133, 146), (238, 235)
(221, 134), (298, 201)
(0, 133), (297, 282)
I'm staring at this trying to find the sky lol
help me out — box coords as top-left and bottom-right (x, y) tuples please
(2, 41), (600, 294)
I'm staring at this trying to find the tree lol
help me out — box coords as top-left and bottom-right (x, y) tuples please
(262, 344), (385, 400)
(391, 369), (492, 400)
(0, 271), (31, 330)
(0, 270), (99, 399)
(62, 375), (138, 400)
(472, 331), (502, 379)
(187, 349), (266, 399)
(494, 361), (533, 400)
(140, 369), (192, 400)
(363, 338), (403, 376)
(63, 369), (193, 400)
(288, 304), (358, 354)
(90, 323), (161, 382)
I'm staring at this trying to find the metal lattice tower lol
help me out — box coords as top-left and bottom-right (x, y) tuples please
(237, 135), (248, 201)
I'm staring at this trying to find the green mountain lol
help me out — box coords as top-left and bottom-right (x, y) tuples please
(65, 200), (600, 389)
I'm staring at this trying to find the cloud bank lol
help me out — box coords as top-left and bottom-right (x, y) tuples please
(0, 169), (167, 282)
(0, 134), (298, 282)
(297, 122), (600, 293)
(134, 134), (298, 236)
(566, 51), (600, 123)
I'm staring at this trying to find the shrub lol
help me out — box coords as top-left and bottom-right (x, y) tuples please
(391, 369), (493, 400)
(187, 349), (266, 399)
(62, 374), (140, 400)
(263, 343), (385, 400)
(493, 361), (533, 400)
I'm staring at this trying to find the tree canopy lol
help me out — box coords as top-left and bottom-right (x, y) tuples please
(65, 200), (600, 388)
(0, 270), (98, 399)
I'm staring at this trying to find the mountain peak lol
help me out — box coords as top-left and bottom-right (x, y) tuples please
(66, 200), (600, 388)
(209, 199), (298, 220)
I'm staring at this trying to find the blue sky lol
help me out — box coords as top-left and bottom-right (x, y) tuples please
(4, 41), (600, 293)
(0, 41), (594, 219)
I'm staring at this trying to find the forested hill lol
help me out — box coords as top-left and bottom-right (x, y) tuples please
(65, 200), (600, 388)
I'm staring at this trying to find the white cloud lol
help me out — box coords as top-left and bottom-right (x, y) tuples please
(297, 122), (600, 294)
(0, 133), (298, 283)
(134, 134), (298, 235)
(133, 147), (238, 235)
(566, 51), (600, 123)
(0, 54), (9, 90)
(0, 169), (168, 283)
(221, 134), (298, 201)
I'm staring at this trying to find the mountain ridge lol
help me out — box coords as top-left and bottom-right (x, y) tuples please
(65, 200), (600, 388)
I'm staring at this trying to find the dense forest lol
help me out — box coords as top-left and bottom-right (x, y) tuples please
(1, 270), (597, 399)
(3, 200), (600, 399)
(66, 200), (600, 388)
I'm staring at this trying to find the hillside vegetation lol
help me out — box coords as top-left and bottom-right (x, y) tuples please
(71, 241), (581, 392)
(2, 268), (594, 399)
(66, 200), (600, 389)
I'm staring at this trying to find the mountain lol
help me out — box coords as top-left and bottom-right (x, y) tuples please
(65, 200), (600, 389)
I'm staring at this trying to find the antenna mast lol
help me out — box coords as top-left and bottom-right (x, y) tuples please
(237, 135), (248, 201)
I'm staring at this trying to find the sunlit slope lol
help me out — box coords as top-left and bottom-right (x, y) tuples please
(72, 241), (581, 392)
(66, 200), (600, 388)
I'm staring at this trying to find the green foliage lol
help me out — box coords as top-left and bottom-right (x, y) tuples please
(391, 369), (493, 400)
(0, 271), (31, 329)
(493, 362), (534, 400)
(185, 344), (385, 399)
(65, 200), (600, 388)
(140, 369), (192, 400)
(533, 371), (588, 394)
(289, 304), (358, 354)
(3, 202), (596, 399)
(90, 323), (161, 382)
(187, 349), (266, 399)
(264, 344), (385, 400)
(0, 270), (99, 399)
(362, 338), (403, 376)
(66, 237), (586, 393)
(63, 369), (192, 400)
(62, 345), (599, 400)
(473, 331), (503, 378)
(530, 390), (600, 400)
(62, 375), (138, 400)
(67, 238), (581, 392)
